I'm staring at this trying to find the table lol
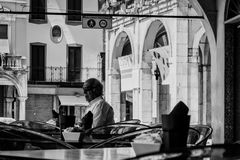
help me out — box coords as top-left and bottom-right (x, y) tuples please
(1, 143), (240, 160)
(66, 136), (106, 148)
(0, 147), (136, 160)
(127, 143), (240, 160)
(65, 134), (131, 148)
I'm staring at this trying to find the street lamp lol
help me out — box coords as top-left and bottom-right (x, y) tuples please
(154, 65), (160, 80)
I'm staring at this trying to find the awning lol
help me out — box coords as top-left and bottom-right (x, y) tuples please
(0, 39), (10, 54)
(126, 91), (133, 103)
(58, 95), (88, 106)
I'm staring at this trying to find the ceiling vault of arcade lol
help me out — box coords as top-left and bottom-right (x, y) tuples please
(195, 0), (217, 36)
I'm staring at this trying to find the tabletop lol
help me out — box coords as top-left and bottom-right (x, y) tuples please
(127, 143), (240, 160)
(0, 147), (136, 160)
(65, 134), (132, 148)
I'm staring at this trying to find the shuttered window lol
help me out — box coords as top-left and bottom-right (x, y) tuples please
(29, 0), (47, 23)
(0, 25), (7, 39)
(67, 0), (82, 24)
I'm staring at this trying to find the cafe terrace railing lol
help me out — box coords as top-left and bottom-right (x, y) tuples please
(27, 66), (101, 83)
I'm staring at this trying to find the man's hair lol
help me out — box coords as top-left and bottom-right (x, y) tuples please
(83, 78), (103, 97)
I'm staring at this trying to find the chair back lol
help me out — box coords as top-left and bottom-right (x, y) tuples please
(88, 126), (162, 149)
(187, 127), (201, 146)
(191, 124), (213, 146)
(88, 124), (211, 149)
(85, 123), (150, 139)
(149, 123), (201, 146)
(117, 119), (141, 124)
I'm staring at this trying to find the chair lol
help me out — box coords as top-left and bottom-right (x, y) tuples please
(150, 123), (201, 147)
(88, 126), (162, 148)
(117, 119), (141, 124)
(84, 123), (150, 139)
(187, 127), (201, 146)
(88, 126), (200, 149)
(10, 120), (61, 140)
(149, 124), (211, 146)
(0, 123), (76, 150)
(190, 124), (213, 146)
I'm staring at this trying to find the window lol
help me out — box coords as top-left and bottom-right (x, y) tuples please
(154, 26), (169, 47)
(67, 45), (81, 82)
(122, 38), (132, 56)
(30, 43), (46, 81)
(66, 0), (82, 24)
(52, 25), (61, 37)
(100, 52), (105, 81)
(51, 25), (63, 43)
(0, 86), (4, 117)
(126, 0), (134, 8)
(0, 25), (7, 39)
(29, 0), (47, 23)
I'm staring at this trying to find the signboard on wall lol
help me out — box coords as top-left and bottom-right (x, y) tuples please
(148, 46), (170, 81)
(82, 16), (112, 29)
(118, 55), (133, 91)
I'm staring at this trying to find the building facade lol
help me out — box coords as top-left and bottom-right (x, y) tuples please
(104, 0), (211, 126)
(2, 0), (240, 145)
(25, 0), (103, 122)
(0, 0), (103, 122)
(103, 0), (238, 144)
(0, 0), (28, 120)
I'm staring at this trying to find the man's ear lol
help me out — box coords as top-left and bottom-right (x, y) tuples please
(92, 88), (97, 93)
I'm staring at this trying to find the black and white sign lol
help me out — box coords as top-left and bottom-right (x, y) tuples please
(82, 16), (112, 29)
(99, 19), (107, 28)
(87, 19), (96, 28)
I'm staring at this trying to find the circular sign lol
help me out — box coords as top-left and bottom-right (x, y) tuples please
(87, 19), (96, 28)
(99, 19), (107, 28)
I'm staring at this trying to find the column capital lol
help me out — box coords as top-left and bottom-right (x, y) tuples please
(5, 97), (14, 103)
(17, 96), (28, 102)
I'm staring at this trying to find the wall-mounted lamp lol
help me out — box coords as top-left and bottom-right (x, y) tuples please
(154, 65), (160, 80)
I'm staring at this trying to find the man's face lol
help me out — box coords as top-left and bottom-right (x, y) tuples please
(84, 88), (94, 102)
(83, 79), (99, 102)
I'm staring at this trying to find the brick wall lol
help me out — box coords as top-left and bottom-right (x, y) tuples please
(26, 94), (53, 122)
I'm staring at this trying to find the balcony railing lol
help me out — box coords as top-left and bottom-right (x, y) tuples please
(27, 66), (101, 83)
(0, 54), (27, 70)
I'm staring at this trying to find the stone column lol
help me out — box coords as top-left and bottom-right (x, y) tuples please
(202, 64), (211, 124)
(5, 98), (14, 117)
(175, 19), (189, 105)
(108, 68), (121, 122)
(17, 97), (28, 120)
(151, 73), (159, 123)
(187, 48), (200, 124)
(139, 67), (152, 124)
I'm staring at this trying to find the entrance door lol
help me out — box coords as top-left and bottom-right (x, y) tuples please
(30, 44), (45, 81)
(0, 86), (4, 116)
(120, 91), (133, 121)
(67, 46), (81, 82)
(158, 84), (170, 122)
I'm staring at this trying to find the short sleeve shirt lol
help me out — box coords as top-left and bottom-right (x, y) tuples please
(85, 96), (114, 128)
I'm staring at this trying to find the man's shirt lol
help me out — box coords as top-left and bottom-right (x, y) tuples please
(86, 96), (114, 128)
